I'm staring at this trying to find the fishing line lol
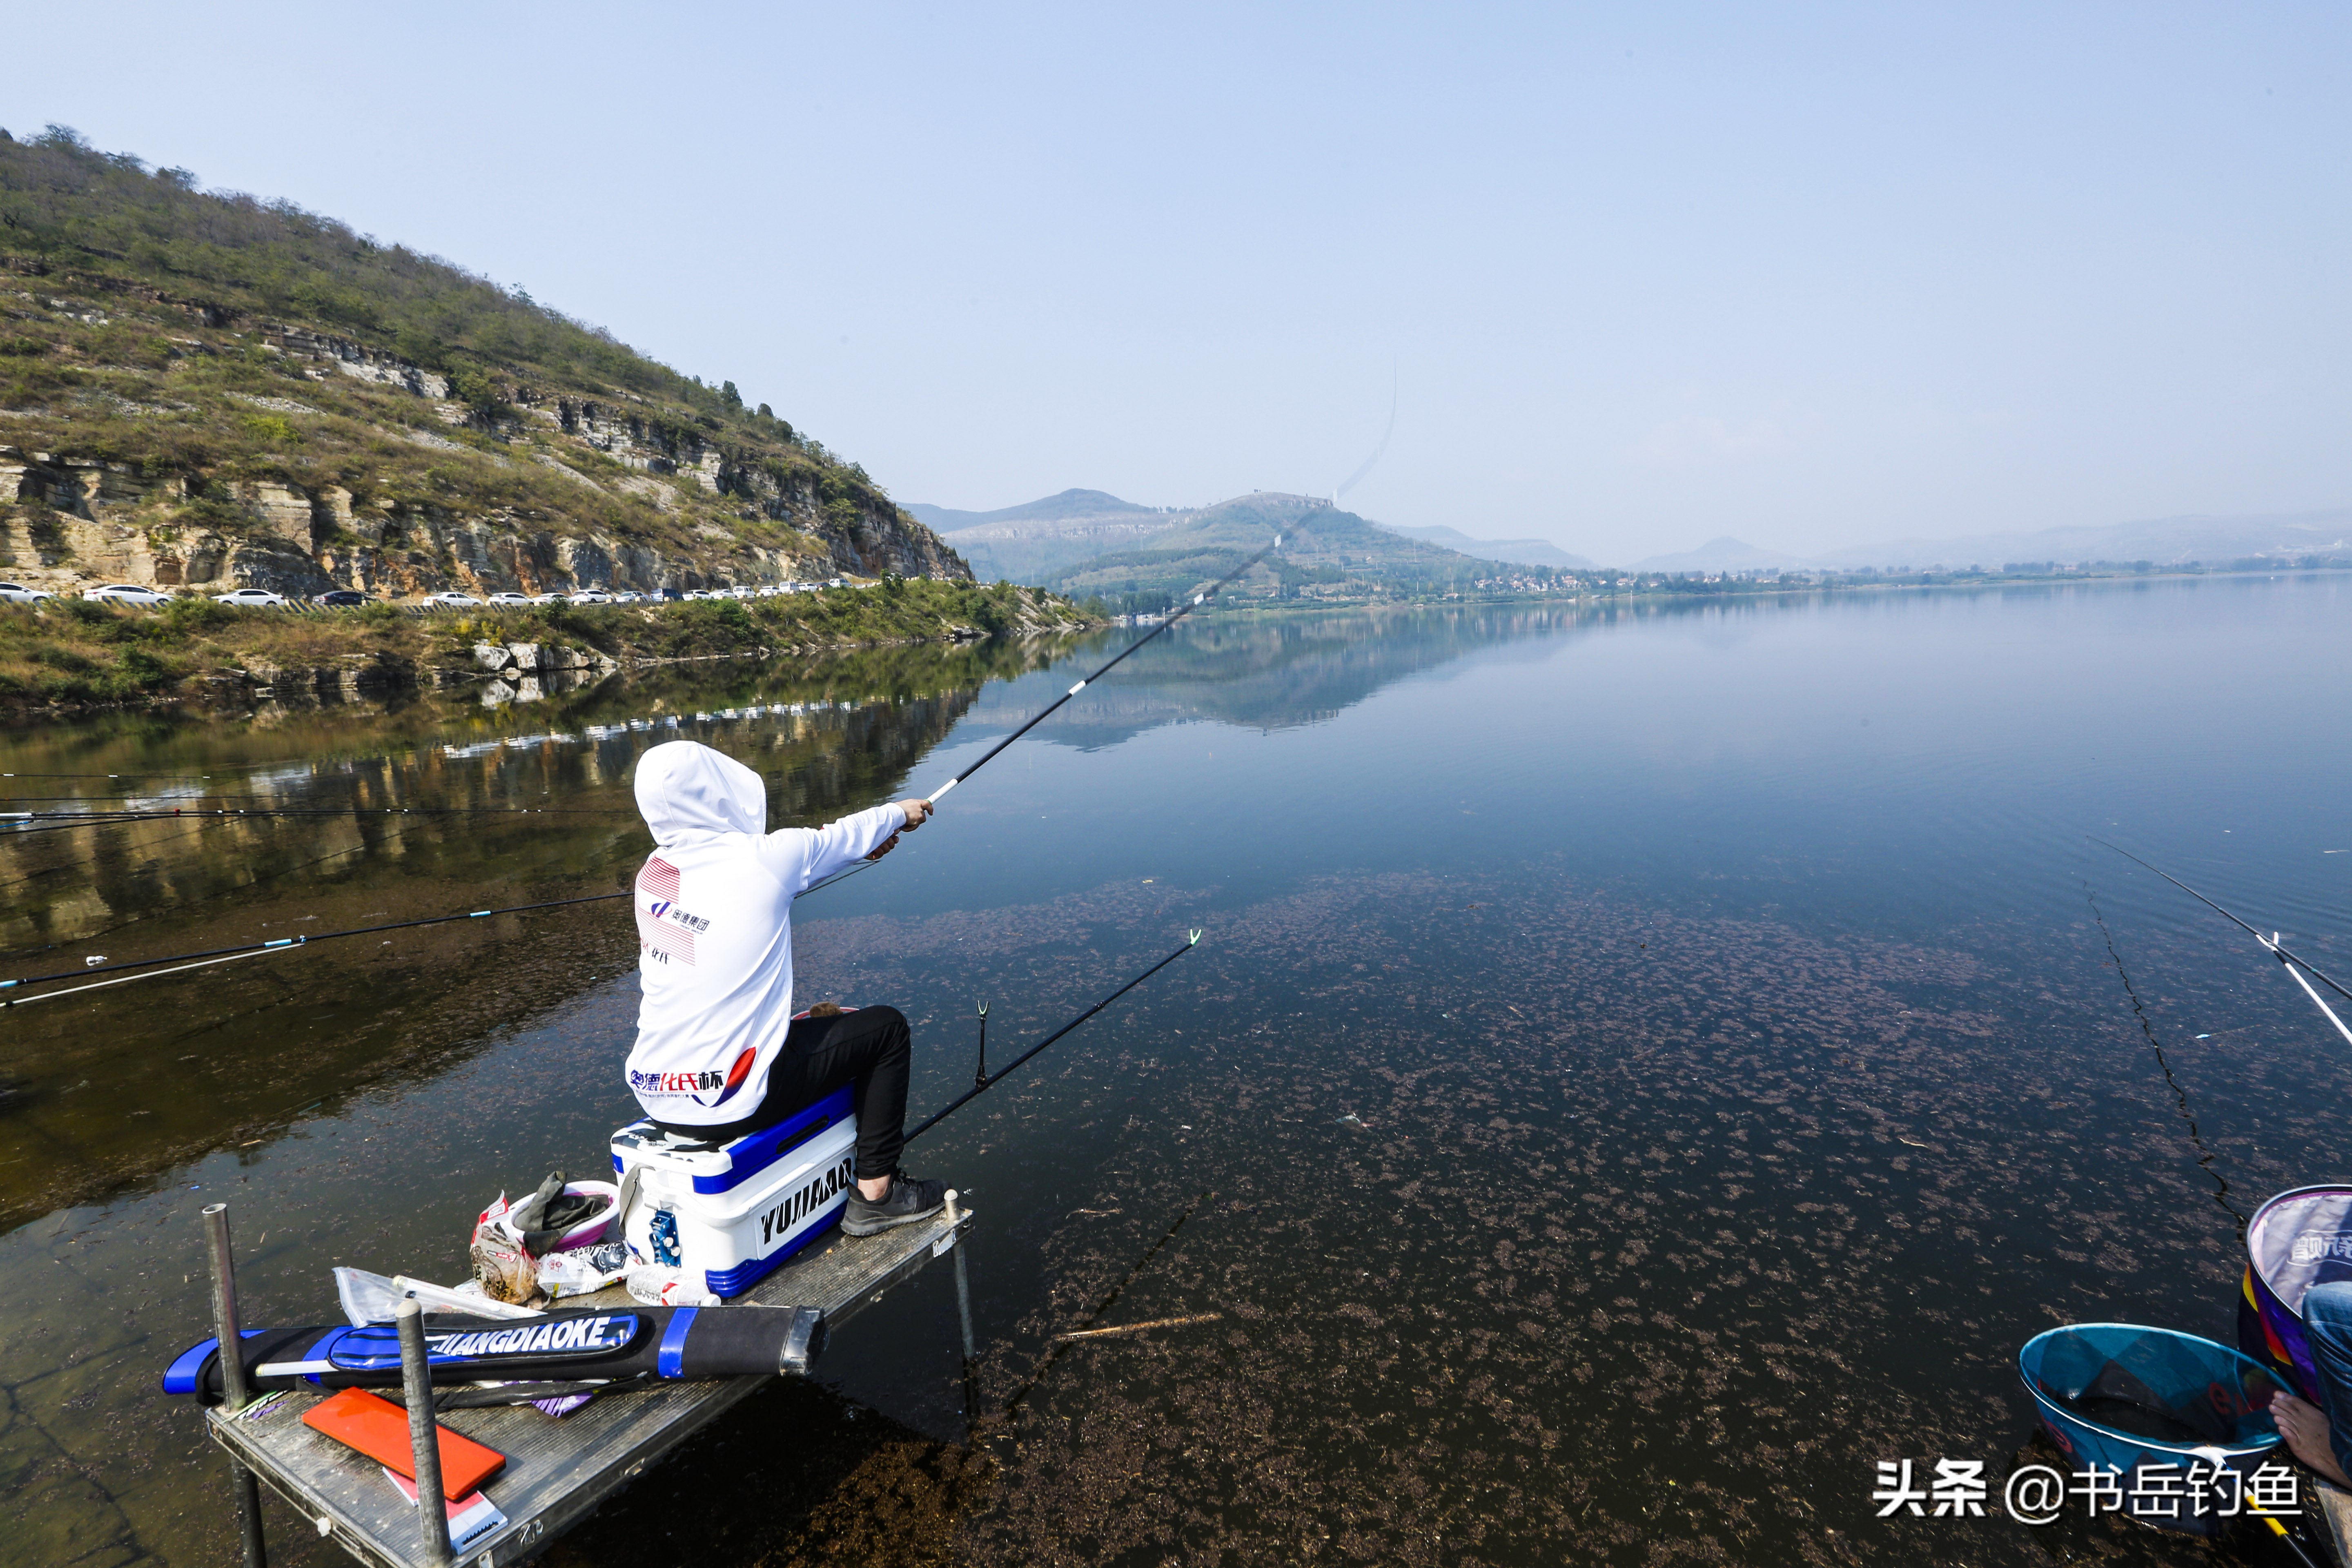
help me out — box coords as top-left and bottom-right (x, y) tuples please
(990, 1186), (1216, 1423)
(784, 537), (1280, 907)
(2089, 837), (2352, 1003)
(915, 535), (1282, 810)
(2083, 880), (2246, 1232)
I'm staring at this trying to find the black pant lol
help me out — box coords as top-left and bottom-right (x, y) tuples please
(653, 1005), (911, 1180)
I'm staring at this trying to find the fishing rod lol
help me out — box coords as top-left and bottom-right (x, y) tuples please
(0, 820), (901, 1004)
(0, 891), (633, 1006)
(792, 537), (1282, 903)
(2089, 837), (2352, 1046)
(2090, 840), (2352, 1001)
(904, 928), (1203, 1143)
(920, 536), (1281, 808)
(0, 809), (630, 831)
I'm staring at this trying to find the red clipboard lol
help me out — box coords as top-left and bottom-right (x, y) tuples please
(301, 1388), (506, 1500)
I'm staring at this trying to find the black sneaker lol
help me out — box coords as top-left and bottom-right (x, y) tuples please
(841, 1171), (947, 1237)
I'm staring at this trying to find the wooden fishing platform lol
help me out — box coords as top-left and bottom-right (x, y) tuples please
(204, 1203), (974, 1568)
(2312, 1477), (2352, 1566)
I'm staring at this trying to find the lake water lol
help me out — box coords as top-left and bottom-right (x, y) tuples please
(2, 575), (2348, 1567)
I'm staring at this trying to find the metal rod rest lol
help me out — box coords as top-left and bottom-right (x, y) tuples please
(396, 1300), (454, 1567)
(203, 1203), (269, 1568)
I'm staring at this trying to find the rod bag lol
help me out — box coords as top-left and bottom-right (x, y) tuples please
(162, 1303), (825, 1404)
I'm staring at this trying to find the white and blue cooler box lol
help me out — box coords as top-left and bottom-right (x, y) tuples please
(610, 1086), (858, 1299)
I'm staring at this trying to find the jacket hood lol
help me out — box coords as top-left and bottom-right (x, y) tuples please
(634, 741), (766, 845)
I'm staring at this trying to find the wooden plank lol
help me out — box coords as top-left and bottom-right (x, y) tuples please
(209, 1207), (971, 1568)
(2311, 1476), (2352, 1567)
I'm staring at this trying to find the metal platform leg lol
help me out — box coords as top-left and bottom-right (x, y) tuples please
(204, 1203), (268, 1568)
(397, 1300), (455, 1567)
(946, 1191), (980, 1442)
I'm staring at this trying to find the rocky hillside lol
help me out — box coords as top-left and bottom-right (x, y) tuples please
(0, 127), (969, 599)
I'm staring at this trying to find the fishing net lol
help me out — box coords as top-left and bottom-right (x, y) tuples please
(2017, 1323), (2283, 1536)
(2241, 1184), (2352, 1402)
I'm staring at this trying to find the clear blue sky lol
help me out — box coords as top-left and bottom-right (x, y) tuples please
(9, 2), (2346, 560)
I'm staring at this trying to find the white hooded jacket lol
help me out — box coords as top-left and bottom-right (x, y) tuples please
(624, 740), (907, 1126)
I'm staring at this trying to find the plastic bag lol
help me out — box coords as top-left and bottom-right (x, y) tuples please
(536, 1241), (633, 1300)
(333, 1266), (543, 1325)
(470, 1194), (539, 1304)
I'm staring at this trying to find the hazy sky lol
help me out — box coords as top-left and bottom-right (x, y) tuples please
(9, 3), (2346, 560)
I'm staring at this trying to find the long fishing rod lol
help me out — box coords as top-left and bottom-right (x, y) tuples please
(2089, 838), (2352, 1003)
(920, 535), (1281, 808)
(904, 928), (1202, 1143)
(0, 891), (632, 1004)
(2, 804), (635, 827)
(1, 821), (890, 1003)
(791, 536), (1282, 903)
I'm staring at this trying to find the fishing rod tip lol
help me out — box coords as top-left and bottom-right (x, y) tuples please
(1188, 928), (1203, 946)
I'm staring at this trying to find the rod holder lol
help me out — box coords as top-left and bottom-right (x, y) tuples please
(396, 1300), (454, 1567)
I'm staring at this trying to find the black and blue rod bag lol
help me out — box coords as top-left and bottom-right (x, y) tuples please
(162, 1303), (825, 1404)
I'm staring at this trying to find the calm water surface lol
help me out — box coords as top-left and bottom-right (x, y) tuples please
(2, 577), (2348, 1567)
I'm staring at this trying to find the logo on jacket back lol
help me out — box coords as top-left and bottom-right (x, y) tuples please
(628, 1045), (759, 1108)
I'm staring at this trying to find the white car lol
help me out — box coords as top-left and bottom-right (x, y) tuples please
(528, 592), (568, 605)
(485, 592), (532, 607)
(422, 591), (482, 607)
(568, 589), (613, 605)
(84, 583), (172, 606)
(610, 591), (642, 604)
(214, 587), (289, 608)
(0, 580), (54, 604)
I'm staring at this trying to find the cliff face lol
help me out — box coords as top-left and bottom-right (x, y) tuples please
(0, 131), (969, 598)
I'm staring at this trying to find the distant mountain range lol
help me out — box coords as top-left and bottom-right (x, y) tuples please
(1631, 510), (2352, 574)
(1045, 492), (1522, 606)
(905, 489), (1193, 582)
(1366, 521), (1595, 571)
(908, 488), (1577, 590)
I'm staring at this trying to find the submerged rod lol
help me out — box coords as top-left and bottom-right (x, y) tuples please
(2088, 837), (2352, 1003)
(923, 537), (1281, 807)
(906, 929), (1203, 1143)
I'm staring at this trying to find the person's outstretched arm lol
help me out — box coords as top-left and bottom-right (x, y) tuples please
(766, 799), (930, 893)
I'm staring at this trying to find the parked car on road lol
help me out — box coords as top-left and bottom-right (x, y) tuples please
(610, 591), (643, 604)
(0, 580), (55, 604)
(313, 590), (371, 607)
(528, 592), (568, 605)
(485, 592), (532, 606)
(215, 587), (290, 608)
(421, 591), (482, 607)
(85, 584), (172, 606)
(568, 589), (613, 605)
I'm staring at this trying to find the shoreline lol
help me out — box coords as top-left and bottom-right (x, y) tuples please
(0, 579), (1099, 720)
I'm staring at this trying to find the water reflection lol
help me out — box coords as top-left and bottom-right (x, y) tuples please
(0, 637), (1077, 1229)
(3, 579), (2348, 1568)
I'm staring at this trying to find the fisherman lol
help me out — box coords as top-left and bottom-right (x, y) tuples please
(2273, 1282), (2352, 1488)
(625, 739), (949, 1236)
